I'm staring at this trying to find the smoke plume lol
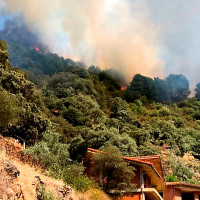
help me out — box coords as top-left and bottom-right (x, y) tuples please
(0, 17), (49, 52)
(1, 0), (164, 83)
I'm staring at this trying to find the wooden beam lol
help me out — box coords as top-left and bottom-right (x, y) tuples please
(132, 188), (164, 200)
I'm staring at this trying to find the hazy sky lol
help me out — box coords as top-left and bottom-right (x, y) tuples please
(1, 0), (200, 88)
(146, 0), (200, 88)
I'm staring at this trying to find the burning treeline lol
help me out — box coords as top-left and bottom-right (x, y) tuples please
(1, 0), (164, 84)
(0, 19), (48, 53)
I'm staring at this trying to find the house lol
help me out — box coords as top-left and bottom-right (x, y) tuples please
(83, 148), (165, 200)
(163, 182), (200, 200)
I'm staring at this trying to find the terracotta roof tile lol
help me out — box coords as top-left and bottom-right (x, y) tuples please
(166, 182), (200, 189)
(87, 148), (156, 166)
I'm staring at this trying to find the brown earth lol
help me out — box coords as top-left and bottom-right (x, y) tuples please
(0, 135), (110, 200)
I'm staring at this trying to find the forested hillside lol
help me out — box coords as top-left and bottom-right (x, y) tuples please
(1, 36), (200, 197)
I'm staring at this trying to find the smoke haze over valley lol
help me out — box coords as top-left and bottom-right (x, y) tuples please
(1, 0), (200, 87)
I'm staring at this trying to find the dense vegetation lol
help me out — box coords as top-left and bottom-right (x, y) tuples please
(1, 36), (200, 194)
(92, 145), (135, 193)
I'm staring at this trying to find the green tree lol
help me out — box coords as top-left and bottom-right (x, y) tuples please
(137, 142), (160, 156)
(62, 94), (106, 126)
(88, 65), (101, 75)
(129, 128), (150, 146)
(154, 78), (170, 102)
(110, 97), (133, 123)
(166, 74), (190, 102)
(25, 130), (70, 171)
(85, 126), (138, 156)
(43, 72), (97, 98)
(130, 100), (147, 115)
(195, 82), (200, 100)
(0, 40), (49, 142)
(92, 145), (135, 193)
(0, 89), (19, 129)
(98, 72), (121, 91)
(69, 125), (138, 161)
(168, 153), (193, 182)
(125, 74), (157, 102)
(71, 67), (90, 78)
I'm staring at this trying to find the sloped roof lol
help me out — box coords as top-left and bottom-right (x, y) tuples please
(87, 148), (155, 167)
(166, 182), (200, 191)
(130, 155), (164, 178)
(86, 148), (165, 191)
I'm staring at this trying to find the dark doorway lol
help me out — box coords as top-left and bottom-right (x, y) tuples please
(182, 193), (194, 200)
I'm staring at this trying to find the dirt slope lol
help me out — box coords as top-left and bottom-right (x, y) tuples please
(0, 135), (110, 200)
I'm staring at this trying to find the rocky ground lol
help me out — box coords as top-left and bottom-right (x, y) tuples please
(0, 135), (110, 200)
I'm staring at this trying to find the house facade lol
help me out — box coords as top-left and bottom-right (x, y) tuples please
(163, 182), (200, 200)
(83, 148), (165, 200)
(83, 148), (200, 200)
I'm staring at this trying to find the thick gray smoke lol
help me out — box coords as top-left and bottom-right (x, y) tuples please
(1, 0), (164, 83)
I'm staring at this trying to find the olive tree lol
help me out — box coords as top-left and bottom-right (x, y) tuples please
(92, 145), (135, 193)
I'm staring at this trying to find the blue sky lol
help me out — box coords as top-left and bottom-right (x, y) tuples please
(0, 15), (13, 30)
(0, 16), (7, 30)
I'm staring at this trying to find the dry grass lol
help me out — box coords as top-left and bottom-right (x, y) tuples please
(1, 156), (111, 200)
(9, 157), (65, 199)
(0, 136), (111, 200)
(77, 188), (111, 200)
(12, 159), (111, 200)
(0, 170), (14, 199)
(0, 148), (15, 199)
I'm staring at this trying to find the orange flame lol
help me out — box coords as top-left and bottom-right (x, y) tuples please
(34, 47), (39, 52)
(121, 86), (126, 91)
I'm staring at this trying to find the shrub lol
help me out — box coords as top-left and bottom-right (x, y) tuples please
(85, 188), (111, 200)
(182, 107), (194, 115)
(159, 107), (171, 116)
(173, 118), (185, 128)
(49, 163), (96, 192)
(92, 145), (135, 193)
(130, 100), (147, 115)
(0, 89), (19, 129)
(168, 153), (193, 182)
(26, 130), (96, 192)
(62, 164), (96, 192)
(166, 174), (178, 182)
(36, 185), (55, 200)
(193, 112), (200, 120)
(186, 179), (199, 185)
(138, 142), (160, 156)
(25, 129), (70, 171)
(64, 174), (94, 192)
(150, 109), (159, 117)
